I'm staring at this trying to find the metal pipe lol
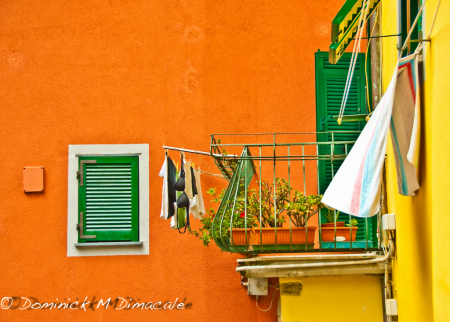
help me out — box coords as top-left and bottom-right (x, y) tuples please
(163, 145), (236, 157)
(212, 141), (360, 147)
(236, 239), (394, 272)
(259, 147), (263, 249)
(211, 131), (361, 136)
(273, 134), (277, 250)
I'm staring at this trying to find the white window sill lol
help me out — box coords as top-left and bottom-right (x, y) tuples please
(75, 242), (144, 247)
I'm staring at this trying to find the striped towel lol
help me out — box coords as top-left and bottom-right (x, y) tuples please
(322, 53), (421, 217)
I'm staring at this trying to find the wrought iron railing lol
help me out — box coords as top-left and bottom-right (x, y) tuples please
(209, 132), (382, 254)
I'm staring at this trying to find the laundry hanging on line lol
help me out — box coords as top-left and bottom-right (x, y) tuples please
(321, 52), (421, 218)
(191, 169), (205, 219)
(159, 153), (206, 230)
(159, 155), (177, 220)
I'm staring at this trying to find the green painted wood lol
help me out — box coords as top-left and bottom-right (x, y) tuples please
(78, 156), (139, 243)
(329, 0), (381, 64)
(331, 0), (360, 43)
(315, 51), (377, 245)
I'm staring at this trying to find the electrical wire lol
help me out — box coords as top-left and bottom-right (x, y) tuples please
(256, 288), (279, 312)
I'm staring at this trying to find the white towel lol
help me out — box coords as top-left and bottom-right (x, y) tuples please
(322, 52), (421, 217)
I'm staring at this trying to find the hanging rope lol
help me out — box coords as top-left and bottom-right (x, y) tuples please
(338, 0), (368, 124)
(426, 0), (441, 41)
(338, 0), (371, 124)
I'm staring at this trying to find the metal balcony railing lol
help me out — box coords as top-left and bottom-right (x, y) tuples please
(209, 132), (382, 254)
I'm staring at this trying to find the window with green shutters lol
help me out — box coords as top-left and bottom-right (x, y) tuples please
(315, 50), (377, 247)
(77, 156), (139, 243)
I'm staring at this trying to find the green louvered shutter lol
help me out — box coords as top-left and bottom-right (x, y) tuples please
(77, 156), (139, 243)
(315, 50), (377, 245)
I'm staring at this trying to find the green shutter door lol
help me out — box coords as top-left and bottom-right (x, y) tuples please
(78, 156), (139, 242)
(315, 50), (377, 246)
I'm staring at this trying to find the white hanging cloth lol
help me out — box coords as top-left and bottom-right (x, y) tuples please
(322, 52), (421, 217)
(159, 156), (169, 220)
(191, 169), (206, 219)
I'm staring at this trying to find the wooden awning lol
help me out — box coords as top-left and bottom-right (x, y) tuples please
(329, 0), (380, 64)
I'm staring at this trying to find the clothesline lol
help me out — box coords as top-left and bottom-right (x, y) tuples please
(163, 145), (227, 179)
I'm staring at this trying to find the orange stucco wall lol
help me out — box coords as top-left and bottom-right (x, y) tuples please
(0, 1), (346, 321)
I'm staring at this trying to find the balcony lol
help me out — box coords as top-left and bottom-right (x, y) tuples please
(208, 132), (384, 254)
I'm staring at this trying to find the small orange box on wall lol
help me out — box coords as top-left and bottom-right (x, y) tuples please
(23, 167), (44, 192)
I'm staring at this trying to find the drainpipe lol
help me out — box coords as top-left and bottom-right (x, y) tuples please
(370, 5), (381, 109)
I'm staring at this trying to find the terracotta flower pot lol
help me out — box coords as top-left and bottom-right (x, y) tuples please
(321, 221), (345, 228)
(321, 226), (358, 242)
(229, 228), (252, 245)
(253, 227), (316, 245)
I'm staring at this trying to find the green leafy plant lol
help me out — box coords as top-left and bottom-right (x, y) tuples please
(324, 209), (340, 224)
(246, 178), (291, 227)
(188, 186), (258, 246)
(189, 178), (293, 246)
(285, 191), (323, 227)
(323, 209), (358, 227)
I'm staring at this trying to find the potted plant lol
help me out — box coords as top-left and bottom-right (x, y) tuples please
(282, 191), (323, 245)
(190, 178), (292, 247)
(188, 186), (258, 246)
(248, 178), (300, 246)
(321, 209), (345, 227)
(321, 209), (359, 242)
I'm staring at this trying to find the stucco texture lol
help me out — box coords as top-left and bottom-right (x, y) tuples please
(0, 0), (346, 321)
(280, 276), (383, 322)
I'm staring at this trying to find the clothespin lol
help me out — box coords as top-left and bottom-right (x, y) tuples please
(165, 149), (169, 156)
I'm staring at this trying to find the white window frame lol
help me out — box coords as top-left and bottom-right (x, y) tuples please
(67, 144), (149, 257)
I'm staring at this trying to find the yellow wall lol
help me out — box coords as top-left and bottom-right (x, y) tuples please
(383, 0), (450, 321)
(280, 276), (383, 322)
(425, 1), (450, 321)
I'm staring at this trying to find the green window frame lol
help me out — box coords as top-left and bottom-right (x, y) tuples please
(315, 50), (378, 247)
(77, 156), (139, 243)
